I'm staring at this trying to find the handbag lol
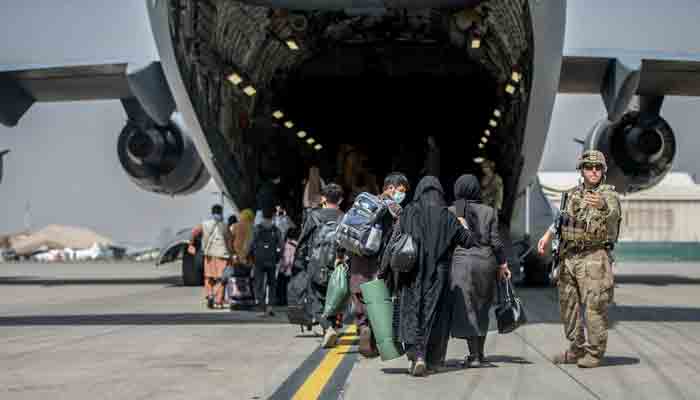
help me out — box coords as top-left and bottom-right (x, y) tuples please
(389, 232), (417, 273)
(494, 278), (527, 334)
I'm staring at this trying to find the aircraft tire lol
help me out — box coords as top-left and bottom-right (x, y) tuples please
(523, 255), (551, 287)
(182, 251), (204, 287)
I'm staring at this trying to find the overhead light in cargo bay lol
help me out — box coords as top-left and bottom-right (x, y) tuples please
(511, 66), (523, 83)
(481, 136), (488, 144)
(471, 36), (481, 49)
(493, 109), (502, 118)
(297, 131), (307, 138)
(306, 137), (315, 145)
(478, 143), (485, 149)
(286, 40), (300, 50)
(273, 110), (284, 119)
(474, 157), (485, 163)
(505, 84), (517, 95)
(314, 144), (322, 151)
(284, 121), (294, 129)
(468, 27), (482, 49)
(489, 119), (498, 128)
(243, 86), (257, 96)
(227, 73), (243, 86)
(484, 129), (491, 137)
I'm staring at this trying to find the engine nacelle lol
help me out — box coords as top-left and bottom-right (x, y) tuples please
(585, 111), (676, 194)
(117, 113), (210, 196)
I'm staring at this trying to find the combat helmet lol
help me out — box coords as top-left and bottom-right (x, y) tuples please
(576, 150), (607, 172)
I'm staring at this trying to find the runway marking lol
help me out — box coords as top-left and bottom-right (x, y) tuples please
(292, 325), (358, 400)
(269, 325), (360, 400)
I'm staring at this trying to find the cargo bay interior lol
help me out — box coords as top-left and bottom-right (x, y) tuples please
(272, 44), (501, 206)
(167, 0), (534, 225)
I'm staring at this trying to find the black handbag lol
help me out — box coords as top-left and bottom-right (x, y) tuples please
(495, 278), (527, 334)
(390, 233), (417, 273)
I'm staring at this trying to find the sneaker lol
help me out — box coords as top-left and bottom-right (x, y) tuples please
(411, 359), (427, 377)
(322, 326), (338, 348)
(577, 354), (602, 368)
(463, 354), (480, 368)
(552, 350), (584, 365)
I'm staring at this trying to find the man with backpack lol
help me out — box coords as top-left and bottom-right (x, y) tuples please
(293, 183), (346, 348)
(249, 207), (283, 317)
(344, 172), (409, 356)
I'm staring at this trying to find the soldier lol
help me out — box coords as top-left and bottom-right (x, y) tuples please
(537, 150), (622, 368)
(480, 160), (503, 212)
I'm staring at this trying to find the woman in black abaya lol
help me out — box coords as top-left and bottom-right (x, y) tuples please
(391, 176), (473, 376)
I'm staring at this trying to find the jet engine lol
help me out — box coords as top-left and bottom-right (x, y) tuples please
(117, 113), (210, 196)
(585, 111), (676, 193)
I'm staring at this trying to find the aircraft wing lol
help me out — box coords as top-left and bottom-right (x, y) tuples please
(559, 49), (700, 121)
(559, 48), (700, 96)
(0, 61), (175, 127)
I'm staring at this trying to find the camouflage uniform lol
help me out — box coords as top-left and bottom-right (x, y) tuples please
(556, 150), (621, 362)
(480, 161), (504, 211)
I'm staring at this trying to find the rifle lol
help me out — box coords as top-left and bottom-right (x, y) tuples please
(549, 191), (569, 284)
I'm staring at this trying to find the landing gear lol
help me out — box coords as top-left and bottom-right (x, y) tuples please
(182, 250), (204, 287)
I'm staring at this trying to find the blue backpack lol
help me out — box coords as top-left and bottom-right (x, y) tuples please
(336, 192), (388, 256)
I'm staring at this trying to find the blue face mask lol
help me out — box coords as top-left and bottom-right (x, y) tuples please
(393, 191), (406, 204)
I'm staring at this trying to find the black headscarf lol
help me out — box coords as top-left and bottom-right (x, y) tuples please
(413, 176), (446, 208)
(453, 174), (482, 243)
(401, 176), (470, 284)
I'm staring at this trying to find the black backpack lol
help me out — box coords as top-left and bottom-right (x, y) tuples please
(308, 212), (341, 286)
(251, 224), (281, 267)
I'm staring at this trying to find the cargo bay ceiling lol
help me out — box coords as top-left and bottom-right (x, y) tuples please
(168, 0), (533, 218)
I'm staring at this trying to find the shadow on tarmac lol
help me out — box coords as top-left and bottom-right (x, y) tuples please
(616, 274), (700, 286)
(0, 276), (182, 286)
(519, 287), (700, 324)
(600, 356), (641, 367)
(0, 312), (290, 326)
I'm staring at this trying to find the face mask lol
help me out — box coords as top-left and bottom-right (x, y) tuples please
(393, 191), (406, 204)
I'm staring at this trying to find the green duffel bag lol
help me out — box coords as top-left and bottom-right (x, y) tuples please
(322, 263), (350, 318)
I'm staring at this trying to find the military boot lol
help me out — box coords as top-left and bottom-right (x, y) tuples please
(577, 354), (602, 368)
(552, 350), (584, 365)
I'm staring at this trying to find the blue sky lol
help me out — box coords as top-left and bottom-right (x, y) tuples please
(1, 0), (700, 243)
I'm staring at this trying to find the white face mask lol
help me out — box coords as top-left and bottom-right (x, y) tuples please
(393, 191), (406, 204)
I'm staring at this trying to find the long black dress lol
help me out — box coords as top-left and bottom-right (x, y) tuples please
(449, 174), (506, 338)
(388, 176), (473, 367)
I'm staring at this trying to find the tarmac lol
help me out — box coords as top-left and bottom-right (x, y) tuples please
(1, 261), (699, 400)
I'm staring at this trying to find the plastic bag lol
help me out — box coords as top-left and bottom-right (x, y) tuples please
(322, 263), (350, 318)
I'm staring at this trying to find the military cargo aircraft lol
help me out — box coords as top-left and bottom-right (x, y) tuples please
(2, 0), (700, 285)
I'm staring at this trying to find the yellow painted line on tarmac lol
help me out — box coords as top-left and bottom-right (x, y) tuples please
(292, 325), (359, 400)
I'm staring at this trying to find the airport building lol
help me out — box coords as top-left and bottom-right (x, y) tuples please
(539, 172), (700, 261)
